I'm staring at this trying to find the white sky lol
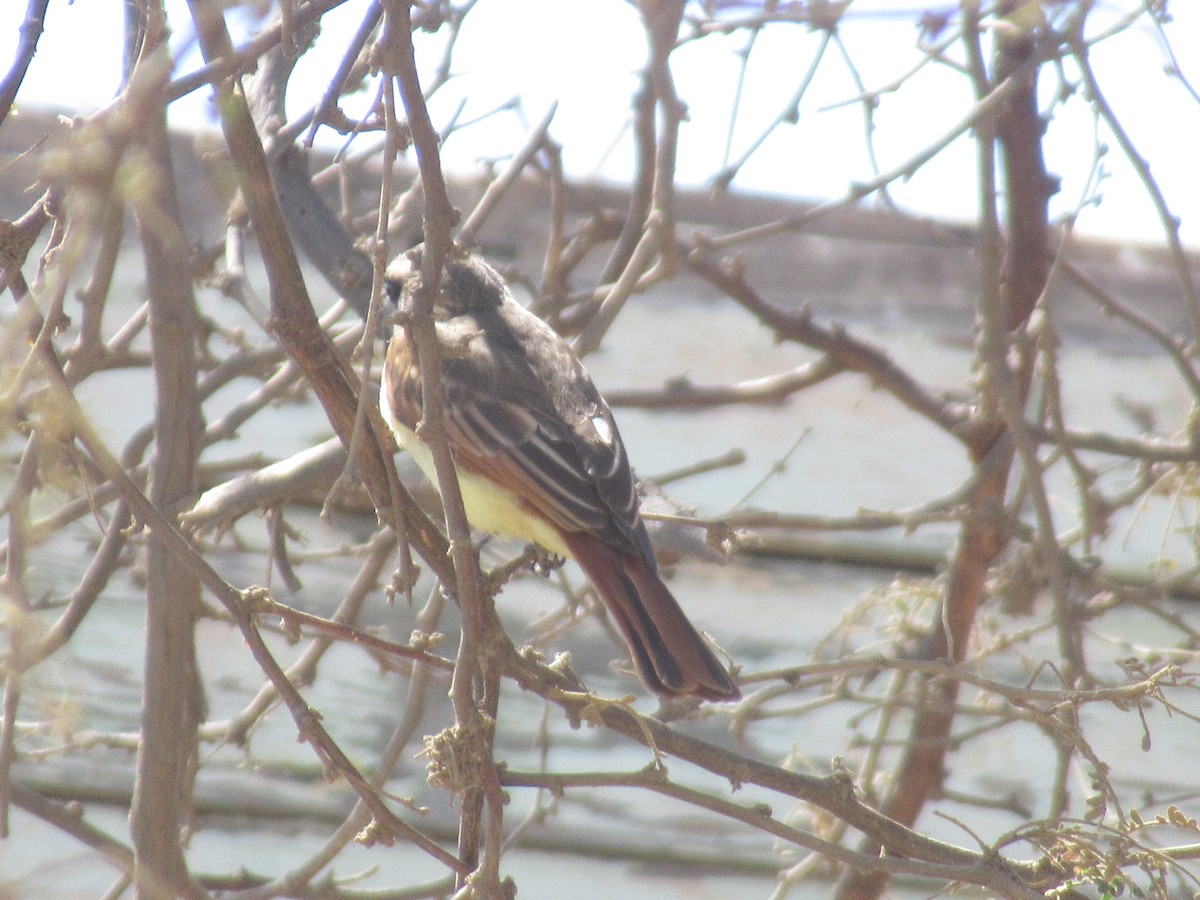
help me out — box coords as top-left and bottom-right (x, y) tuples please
(3, 0), (1198, 246)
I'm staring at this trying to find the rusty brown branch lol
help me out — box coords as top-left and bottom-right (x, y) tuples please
(499, 646), (1048, 899)
(836, 8), (1052, 898)
(382, 1), (503, 889)
(605, 357), (841, 410)
(184, 0), (452, 591)
(166, 0), (351, 103)
(686, 252), (973, 440)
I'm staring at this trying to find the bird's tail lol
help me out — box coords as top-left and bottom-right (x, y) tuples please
(561, 533), (740, 701)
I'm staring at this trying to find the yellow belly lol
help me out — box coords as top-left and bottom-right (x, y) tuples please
(380, 385), (570, 558)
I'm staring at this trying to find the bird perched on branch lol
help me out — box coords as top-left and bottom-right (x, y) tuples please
(380, 248), (739, 701)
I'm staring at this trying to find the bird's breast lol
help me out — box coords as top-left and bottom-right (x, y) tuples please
(379, 370), (571, 558)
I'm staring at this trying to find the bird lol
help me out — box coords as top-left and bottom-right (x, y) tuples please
(379, 248), (739, 701)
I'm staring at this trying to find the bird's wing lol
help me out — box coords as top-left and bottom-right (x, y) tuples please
(385, 312), (650, 557)
(444, 325), (648, 554)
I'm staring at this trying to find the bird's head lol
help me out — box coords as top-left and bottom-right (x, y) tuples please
(384, 246), (509, 320)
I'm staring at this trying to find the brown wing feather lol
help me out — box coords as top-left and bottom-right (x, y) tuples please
(383, 332), (422, 432)
(387, 306), (649, 557)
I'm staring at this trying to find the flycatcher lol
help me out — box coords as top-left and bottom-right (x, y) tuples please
(380, 249), (739, 701)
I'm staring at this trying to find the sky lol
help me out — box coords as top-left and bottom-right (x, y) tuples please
(3, 0), (1198, 246)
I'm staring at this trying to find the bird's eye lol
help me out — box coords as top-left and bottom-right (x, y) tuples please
(384, 278), (402, 305)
